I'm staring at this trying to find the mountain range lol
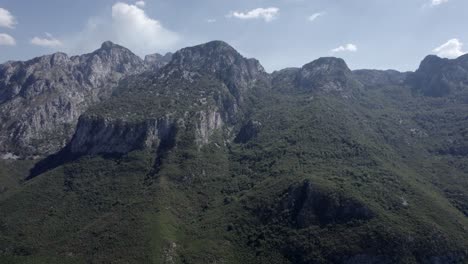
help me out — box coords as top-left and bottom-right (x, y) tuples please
(0, 40), (467, 264)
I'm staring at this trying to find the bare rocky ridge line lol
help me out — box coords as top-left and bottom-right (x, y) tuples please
(1, 40), (468, 160)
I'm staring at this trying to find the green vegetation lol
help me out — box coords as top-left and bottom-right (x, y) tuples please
(0, 73), (467, 263)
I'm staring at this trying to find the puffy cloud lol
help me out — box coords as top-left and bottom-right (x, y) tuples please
(31, 33), (63, 47)
(430, 0), (449, 6)
(135, 1), (145, 8)
(206, 19), (216, 23)
(308, 12), (324, 22)
(0, 8), (16, 28)
(331, 43), (357, 53)
(111, 2), (179, 53)
(228, 7), (279, 22)
(432, 38), (465, 58)
(0, 33), (15, 45)
(64, 2), (179, 56)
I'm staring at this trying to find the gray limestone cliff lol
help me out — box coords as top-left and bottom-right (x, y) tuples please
(0, 41), (146, 158)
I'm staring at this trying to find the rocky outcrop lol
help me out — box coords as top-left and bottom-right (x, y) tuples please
(69, 115), (177, 155)
(144, 52), (173, 72)
(406, 54), (468, 97)
(67, 107), (225, 156)
(193, 109), (224, 145)
(0, 41), (146, 158)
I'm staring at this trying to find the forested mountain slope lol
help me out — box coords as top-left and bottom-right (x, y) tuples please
(0, 41), (467, 264)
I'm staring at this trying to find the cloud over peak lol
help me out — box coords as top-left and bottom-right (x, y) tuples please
(331, 43), (357, 53)
(31, 33), (63, 47)
(228, 7), (279, 22)
(0, 8), (16, 28)
(64, 2), (179, 56)
(433, 38), (465, 58)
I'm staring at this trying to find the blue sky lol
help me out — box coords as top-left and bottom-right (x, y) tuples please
(0, 0), (466, 72)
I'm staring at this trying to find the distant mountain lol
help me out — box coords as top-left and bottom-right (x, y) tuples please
(145, 52), (173, 71)
(0, 41), (467, 264)
(353, 69), (408, 87)
(406, 54), (468, 97)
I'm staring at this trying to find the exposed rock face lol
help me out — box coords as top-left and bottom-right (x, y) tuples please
(0, 41), (146, 158)
(160, 41), (270, 101)
(297, 57), (363, 93)
(406, 54), (468, 97)
(66, 109), (224, 157)
(353, 69), (408, 87)
(193, 109), (224, 145)
(69, 115), (177, 155)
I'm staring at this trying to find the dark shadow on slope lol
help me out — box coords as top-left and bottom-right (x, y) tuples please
(26, 146), (77, 180)
(234, 120), (260, 144)
(27, 147), (126, 181)
(145, 124), (178, 183)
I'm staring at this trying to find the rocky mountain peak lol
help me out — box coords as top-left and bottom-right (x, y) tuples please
(168, 40), (265, 75)
(50, 52), (70, 66)
(297, 57), (362, 93)
(406, 54), (468, 97)
(82, 41), (144, 73)
(163, 40), (269, 100)
(417, 55), (447, 73)
(100, 40), (116, 49)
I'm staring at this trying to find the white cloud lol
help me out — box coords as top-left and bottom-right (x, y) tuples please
(308, 12), (324, 22)
(0, 8), (16, 28)
(31, 33), (63, 47)
(430, 0), (449, 6)
(0, 33), (15, 45)
(63, 2), (179, 56)
(135, 1), (145, 8)
(432, 38), (465, 58)
(331, 43), (357, 53)
(228, 7), (279, 22)
(206, 19), (216, 23)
